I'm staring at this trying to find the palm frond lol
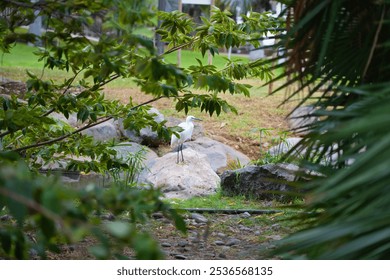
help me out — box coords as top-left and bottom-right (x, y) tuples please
(271, 1), (390, 259)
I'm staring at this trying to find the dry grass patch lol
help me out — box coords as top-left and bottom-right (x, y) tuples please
(104, 78), (298, 160)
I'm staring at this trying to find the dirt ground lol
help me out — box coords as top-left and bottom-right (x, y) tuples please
(46, 211), (290, 260)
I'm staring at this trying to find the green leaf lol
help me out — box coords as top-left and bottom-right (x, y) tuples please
(105, 221), (132, 239)
(0, 231), (12, 254)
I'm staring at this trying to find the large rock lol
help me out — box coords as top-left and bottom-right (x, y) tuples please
(220, 163), (300, 202)
(138, 148), (220, 199)
(267, 137), (341, 166)
(49, 112), (121, 143)
(119, 107), (165, 147)
(267, 137), (303, 157)
(184, 137), (250, 174)
(288, 105), (318, 136)
(42, 142), (158, 189)
(109, 142), (158, 163)
(82, 119), (120, 142)
(49, 112), (79, 127)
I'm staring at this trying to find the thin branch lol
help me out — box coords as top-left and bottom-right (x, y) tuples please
(11, 96), (166, 153)
(12, 116), (113, 153)
(161, 40), (197, 56)
(362, 6), (385, 80)
(131, 96), (164, 110)
(41, 68), (85, 118)
(0, 185), (79, 242)
(0, 72), (120, 140)
(0, 187), (62, 224)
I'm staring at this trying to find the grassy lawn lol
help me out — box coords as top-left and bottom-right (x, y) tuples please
(1, 43), (296, 160)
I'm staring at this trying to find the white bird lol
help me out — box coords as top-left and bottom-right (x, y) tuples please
(171, 115), (202, 163)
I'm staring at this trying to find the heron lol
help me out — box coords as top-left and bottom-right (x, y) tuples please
(171, 115), (202, 163)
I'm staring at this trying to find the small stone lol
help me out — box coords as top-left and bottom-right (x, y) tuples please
(226, 238), (240, 246)
(190, 213), (208, 223)
(161, 242), (172, 248)
(29, 249), (38, 258)
(67, 245), (76, 252)
(152, 212), (164, 219)
(174, 254), (187, 260)
(270, 235), (282, 241)
(161, 218), (172, 224)
(204, 252), (216, 258)
(218, 253), (227, 259)
(0, 214), (12, 221)
(100, 213), (115, 221)
(190, 239), (200, 244)
(240, 212), (251, 218)
(214, 240), (225, 246)
(217, 232), (226, 238)
(238, 225), (252, 231)
(177, 240), (189, 247)
(254, 230), (261, 236)
(267, 244), (277, 249)
(271, 223), (281, 230)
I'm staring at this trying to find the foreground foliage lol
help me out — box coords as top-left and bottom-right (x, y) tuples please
(0, 159), (186, 259)
(273, 0), (390, 259)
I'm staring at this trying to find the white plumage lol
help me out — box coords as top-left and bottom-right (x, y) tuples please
(171, 115), (201, 163)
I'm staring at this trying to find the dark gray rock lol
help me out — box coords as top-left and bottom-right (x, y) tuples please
(173, 254), (187, 260)
(190, 213), (208, 224)
(177, 241), (189, 247)
(161, 242), (172, 248)
(226, 238), (240, 246)
(220, 163), (301, 202)
(218, 253), (227, 259)
(152, 212), (164, 219)
(239, 212), (251, 218)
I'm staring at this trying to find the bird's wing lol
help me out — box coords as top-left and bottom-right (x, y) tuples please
(171, 122), (185, 147)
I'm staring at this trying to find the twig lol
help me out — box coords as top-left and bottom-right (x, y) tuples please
(11, 95), (166, 153)
(12, 117), (113, 152)
(362, 6), (385, 80)
(0, 187), (62, 223)
(41, 68), (85, 118)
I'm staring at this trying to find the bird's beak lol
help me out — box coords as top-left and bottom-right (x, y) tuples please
(194, 117), (202, 121)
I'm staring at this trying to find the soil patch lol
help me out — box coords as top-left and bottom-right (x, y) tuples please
(46, 211), (290, 260)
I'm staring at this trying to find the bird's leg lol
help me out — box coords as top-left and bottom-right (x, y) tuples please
(176, 145), (180, 164)
(180, 143), (184, 162)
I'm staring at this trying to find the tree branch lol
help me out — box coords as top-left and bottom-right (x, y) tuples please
(11, 96), (166, 153)
(41, 68), (86, 118)
(362, 6), (385, 80)
(12, 116), (113, 153)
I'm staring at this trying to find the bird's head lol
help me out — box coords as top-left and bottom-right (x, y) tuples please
(186, 115), (202, 123)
